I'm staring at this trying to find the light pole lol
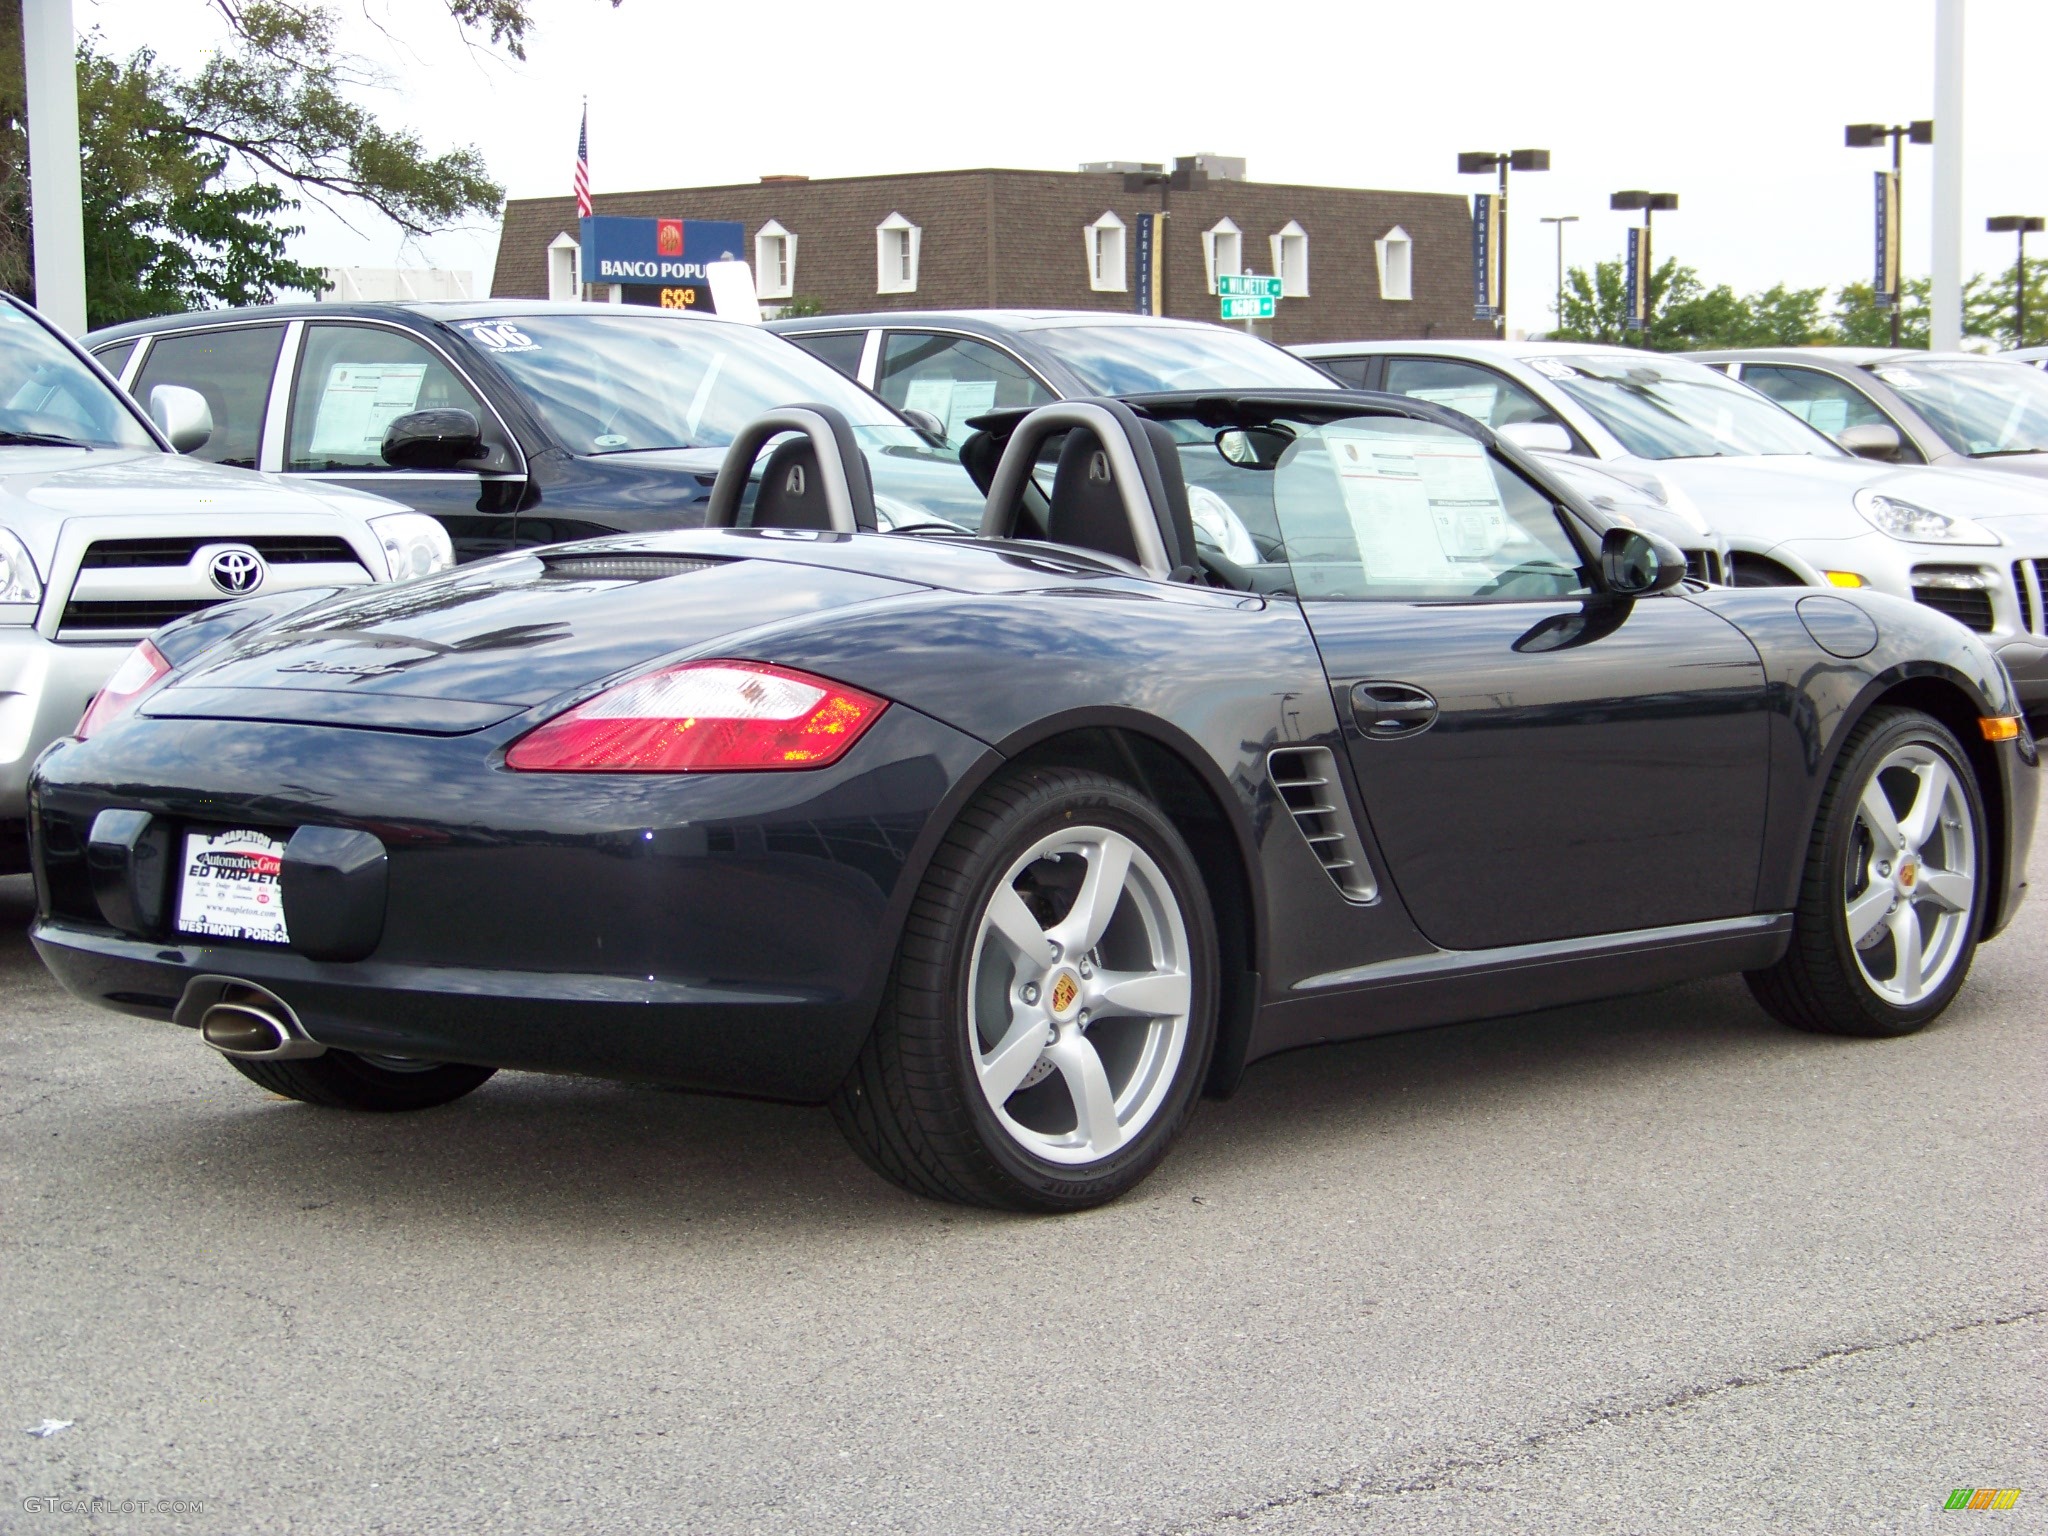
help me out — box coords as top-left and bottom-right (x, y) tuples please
(1458, 149), (1549, 337)
(1847, 120), (1934, 346)
(1609, 191), (1677, 337)
(1540, 215), (1578, 333)
(1986, 216), (2044, 349)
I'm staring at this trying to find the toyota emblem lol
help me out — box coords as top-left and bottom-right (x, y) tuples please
(207, 547), (265, 595)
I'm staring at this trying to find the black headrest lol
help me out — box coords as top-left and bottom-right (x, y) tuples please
(1045, 429), (1143, 566)
(958, 429), (1004, 496)
(751, 438), (824, 530)
(704, 404), (878, 532)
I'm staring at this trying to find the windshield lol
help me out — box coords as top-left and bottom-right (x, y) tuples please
(1540, 353), (1841, 460)
(455, 312), (983, 528)
(455, 313), (910, 453)
(0, 300), (157, 450)
(1029, 324), (1338, 395)
(1867, 359), (2048, 457)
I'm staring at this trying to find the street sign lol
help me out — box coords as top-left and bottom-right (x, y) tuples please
(1220, 296), (1276, 320)
(1217, 274), (1282, 299)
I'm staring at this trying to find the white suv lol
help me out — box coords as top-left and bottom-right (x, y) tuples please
(0, 294), (448, 872)
(1296, 339), (2048, 716)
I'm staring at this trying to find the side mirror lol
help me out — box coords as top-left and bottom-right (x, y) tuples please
(1497, 421), (1573, 454)
(1215, 425), (1296, 469)
(1599, 526), (1689, 596)
(899, 406), (948, 445)
(148, 384), (213, 453)
(1837, 421), (1903, 460)
(382, 408), (485, 469)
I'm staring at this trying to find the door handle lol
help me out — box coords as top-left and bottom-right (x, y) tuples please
(1351, 681), (1438, 739)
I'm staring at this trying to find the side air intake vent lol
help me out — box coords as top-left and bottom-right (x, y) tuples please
(1267, 746), (1378, 903)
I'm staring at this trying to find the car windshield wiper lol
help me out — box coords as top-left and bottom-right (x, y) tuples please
(0, 429), (95, 448)
(1970, 447), (2048, 458)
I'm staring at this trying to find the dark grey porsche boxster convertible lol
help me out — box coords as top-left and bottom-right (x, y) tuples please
(28, 390), (2038, 1210)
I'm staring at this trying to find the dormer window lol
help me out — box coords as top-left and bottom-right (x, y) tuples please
(1203, 219), (1243, 295)
(1086, 211), (1127, 293)
(1271, 220), (1308, 297)
(1376, 226), (1413, 301)
(755, 220), (796, 300)
(877, 212), (921, 295)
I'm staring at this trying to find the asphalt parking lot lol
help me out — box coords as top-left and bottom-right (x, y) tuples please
(2, 849), (2042, 1536)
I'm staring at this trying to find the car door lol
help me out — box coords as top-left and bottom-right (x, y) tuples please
(1267, 413), (1769, 951)
(1735, 363), (1923, 461)
(279, 321), (527, 560)
(873, 331), (1057, 447)
(127, 323), (287, 468)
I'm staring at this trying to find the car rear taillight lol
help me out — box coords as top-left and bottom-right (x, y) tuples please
(505, 660), (889, 773)
(75, 639), (172, 740)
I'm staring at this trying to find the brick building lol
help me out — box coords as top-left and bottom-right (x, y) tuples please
(490, 163), (1489, 347)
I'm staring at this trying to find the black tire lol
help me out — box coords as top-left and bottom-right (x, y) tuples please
(832, 766), (1219, 1212)
(226, 1050), (496, 1111)
(1747, 707), (1987, 1037)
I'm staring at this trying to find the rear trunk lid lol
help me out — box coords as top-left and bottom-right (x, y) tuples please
(140, 546), (922, 733)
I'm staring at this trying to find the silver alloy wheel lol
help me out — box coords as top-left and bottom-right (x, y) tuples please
(1845, 742), (1977, 1006)
(965, 825), (1193, 1166)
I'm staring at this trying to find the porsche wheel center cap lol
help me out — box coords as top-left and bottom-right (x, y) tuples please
(1048, 968), (1082, 1019)
(1896, 854), (1920, 892)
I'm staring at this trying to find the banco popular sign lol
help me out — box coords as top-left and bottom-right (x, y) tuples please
(578, 216), (746, 289)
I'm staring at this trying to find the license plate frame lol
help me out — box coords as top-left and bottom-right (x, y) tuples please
(176, 828), (291, 945)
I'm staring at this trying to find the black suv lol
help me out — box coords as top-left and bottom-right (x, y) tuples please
(88, 301), (980, 560)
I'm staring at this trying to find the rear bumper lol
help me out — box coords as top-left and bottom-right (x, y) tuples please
(30, 924), (878, 1100)
(28, 703), (992, 1101)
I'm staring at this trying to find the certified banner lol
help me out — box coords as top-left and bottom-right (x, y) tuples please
(1874, 169), (1901, 308)
(1133, 212), (1160, 316)
(1624, 227), (1650, 332)
(1471, 194), (1500, 321)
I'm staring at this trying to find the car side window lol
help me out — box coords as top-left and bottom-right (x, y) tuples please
(1739, 365), (1893, 438)
(875, 332), (1055, 442)
(286, 324), (490, 472)
(785, 330), (866, 380)
(1383, 357), (1565, 434)
(1315, 355), (1372, 388)
(130, 325), (285, 468)
(91, 339), (137, 381)
(1267, 417), (1592, 601)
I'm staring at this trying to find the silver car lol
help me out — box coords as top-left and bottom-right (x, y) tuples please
(1293, 339), (2048, 716)
(0, 294), (445, 872)
(1695, 348), (2048, 481)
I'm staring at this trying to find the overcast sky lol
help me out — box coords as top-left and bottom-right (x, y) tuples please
(81, 0), (2048, 331)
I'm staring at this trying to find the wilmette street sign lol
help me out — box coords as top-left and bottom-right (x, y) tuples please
(1217, 275), (1283, 298)
(1219, 295), (1277, 320)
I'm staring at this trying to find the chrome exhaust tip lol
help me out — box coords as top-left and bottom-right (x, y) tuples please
(178, 977), (326, 1060)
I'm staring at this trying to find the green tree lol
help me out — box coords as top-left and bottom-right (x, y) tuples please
(1555, 260), (1829, 351)
(1830, 277), (1932, 347)
(1, 2), (572, 325)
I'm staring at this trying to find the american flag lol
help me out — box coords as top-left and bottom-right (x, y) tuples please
(573, 105), (591, 219)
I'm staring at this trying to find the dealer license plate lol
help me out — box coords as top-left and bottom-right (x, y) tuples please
(177, 829), (290, 945)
